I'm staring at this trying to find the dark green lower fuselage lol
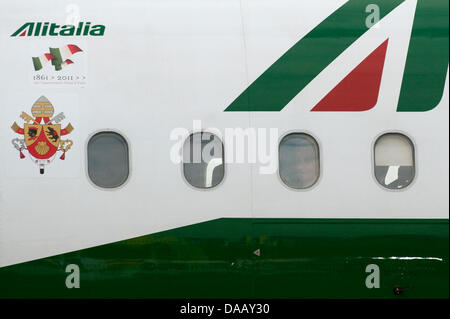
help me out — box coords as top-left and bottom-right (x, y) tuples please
(0, 218), (448, 298)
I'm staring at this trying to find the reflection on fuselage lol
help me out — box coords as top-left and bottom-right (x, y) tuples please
(183, 132), (224, 188)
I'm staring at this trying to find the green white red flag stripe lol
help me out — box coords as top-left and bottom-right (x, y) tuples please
(61, 59), (74, 68)
(49, 44), (82, 70)
(57, 44), (82, 61)
(33, 44), (82, 71)
(32, 53), (55, 71)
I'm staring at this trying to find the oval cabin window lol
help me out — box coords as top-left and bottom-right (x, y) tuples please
(279, 133), (320, 189)
(183, 132), (224, 189)
(87, 132), (129, 188)
(374, 133), (415, 189)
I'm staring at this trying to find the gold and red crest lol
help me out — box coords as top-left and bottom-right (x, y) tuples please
(11, 95), (74, 174)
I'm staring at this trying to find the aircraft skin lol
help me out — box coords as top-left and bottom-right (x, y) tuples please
(0, 0), (448, 298)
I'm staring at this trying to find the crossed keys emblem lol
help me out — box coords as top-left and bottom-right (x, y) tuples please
(11, 95), (74, 174)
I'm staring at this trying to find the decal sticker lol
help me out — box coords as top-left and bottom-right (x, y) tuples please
(11, 95), (74, 174)
(32, 44), (83, 71)
(30, 42), (87, 87)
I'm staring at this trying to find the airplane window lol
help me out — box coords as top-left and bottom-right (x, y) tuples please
(374, 133), (415, 189)
(88, 132), (129, 188)
(183, 132), (224, 189)
(279, 133), (320, 189)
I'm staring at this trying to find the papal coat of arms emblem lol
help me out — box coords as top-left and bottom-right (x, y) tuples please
(11, 95), (74, 174)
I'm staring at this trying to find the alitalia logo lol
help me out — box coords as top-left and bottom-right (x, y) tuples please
(11, 22), (105, 37)
(225, 0), (449, 113)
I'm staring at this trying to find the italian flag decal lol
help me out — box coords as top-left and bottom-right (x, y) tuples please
(32, 44), (82, 71)
(32, 53), (55, 71)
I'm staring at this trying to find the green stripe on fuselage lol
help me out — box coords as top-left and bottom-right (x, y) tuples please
(0, 218), (448, 298)
(397, 0), (449, 112)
